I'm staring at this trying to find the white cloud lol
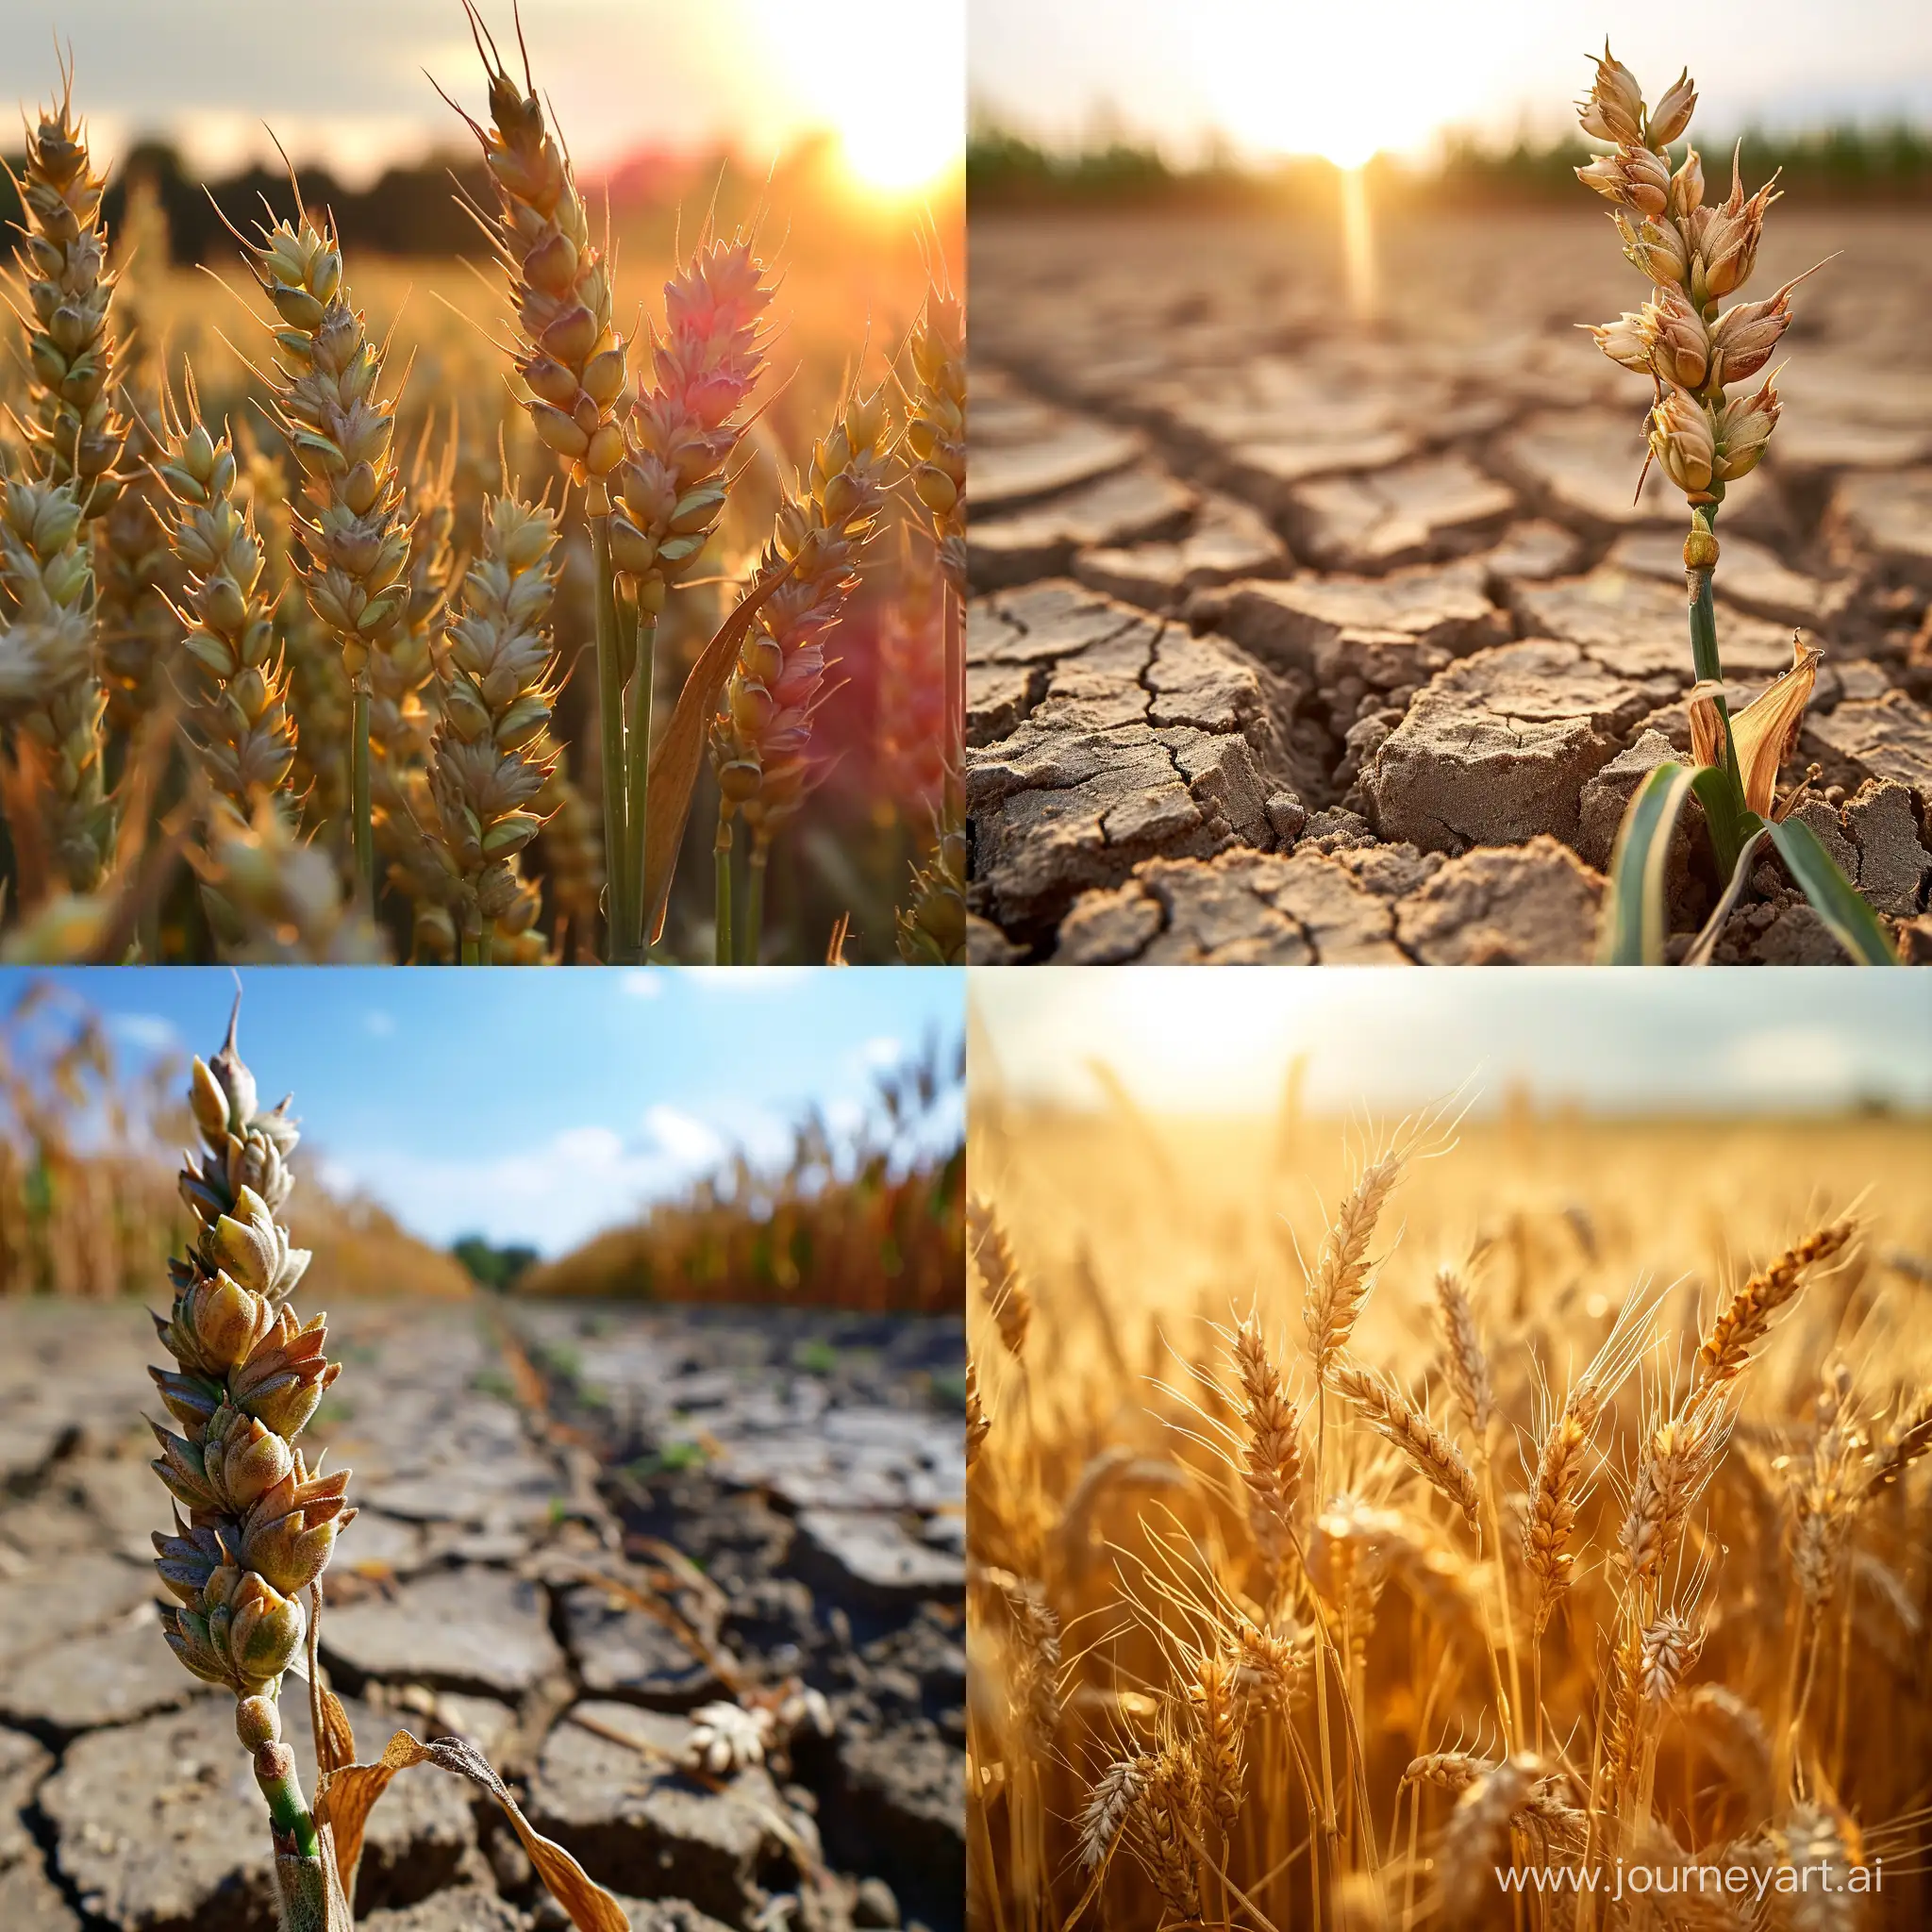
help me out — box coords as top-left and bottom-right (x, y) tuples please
(685, 967), (814, 993)
(644, 1105), (727, 1168)
(1717, 1024), (1860, 1105)
(618, 973), (664, 999)
(363, 1009), (397, 1039)
(325, 1127), (686, 1253)
(108, 1011), (181, 1056)
(861, 1035), (905, 1070)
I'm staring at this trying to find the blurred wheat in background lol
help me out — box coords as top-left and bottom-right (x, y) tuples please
(0, 976), (962, 1313)
(0, 5), (964, 964)
(966, 995), (1932, 1929)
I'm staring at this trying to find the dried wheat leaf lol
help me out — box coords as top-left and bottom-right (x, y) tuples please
(641, 558), (796, 944)
(307, 1583), (358, 1779)
(322, 1728), (630, 1932)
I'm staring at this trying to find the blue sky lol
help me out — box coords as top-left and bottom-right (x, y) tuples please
(9, 969), (963, 1255)
(971, 0), (1932, 163)
(974, 971), (1932, 1118)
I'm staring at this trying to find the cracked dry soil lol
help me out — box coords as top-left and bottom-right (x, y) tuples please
(966, 208), (1932, 963)
(0, 1299), (964, 1932)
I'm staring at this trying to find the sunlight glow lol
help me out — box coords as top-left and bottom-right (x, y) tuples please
(1195, 1), (1456, 166)
(746, 1), (965, 195)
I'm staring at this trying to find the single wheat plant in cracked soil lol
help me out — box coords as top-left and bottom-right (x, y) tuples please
(966, 68), (1932, 964)
(967, 1097), (1932, 1929)
(145, 1005), (627, 1929)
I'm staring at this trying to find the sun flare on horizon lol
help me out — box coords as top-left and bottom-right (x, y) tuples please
(746, 1), (964, 197)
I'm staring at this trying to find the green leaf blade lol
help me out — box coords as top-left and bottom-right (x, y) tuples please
(1766, 818), (1899, 965)
(1600, 760), (1696, 965)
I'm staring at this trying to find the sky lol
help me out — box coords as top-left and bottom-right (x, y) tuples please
(972, 971), (1932, 1119)
(1, 0), (964, 193)
(7, 968), (963, 1256)
(969, 0), (1932, 165)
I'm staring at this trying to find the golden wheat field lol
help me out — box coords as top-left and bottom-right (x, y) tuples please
(0, 13), (964, 966)
(967, 1084), (1932, 1930)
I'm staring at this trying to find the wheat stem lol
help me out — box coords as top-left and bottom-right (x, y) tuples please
(625, 612), (657, 958)
(591, 521), (633, 961)
(349, 678), (373, 908)
(714, 818), (735, 966)
(744, 841), (768, 965)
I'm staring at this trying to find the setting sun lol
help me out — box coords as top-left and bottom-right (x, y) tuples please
(746, 0), (964, 194)
(1204, 4), (1445, 165)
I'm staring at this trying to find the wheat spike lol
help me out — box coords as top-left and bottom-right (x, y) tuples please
(608, 236), (773, 610)
(1863, 1391), (1932, 1501)
(1402, 1750), (1494, 1792)
(1621, 1388), (1731, 1590)
(1332, 1356), (1481, 1534)
(967, 1196), (1030, 1360)
(903, 275), (966, 596)
(454, 23), (630, 513)
(1304, 1150), (1402, 1380)
(1434, 1264), (1492, 1444)
(15, 78), (125, 509)
(1130, 1746), (1204, 1928)
(155, 395), (299, 826)
(1693, 1221), (1854, 1393)
(1079, 1757), (1144, 1874)
(149, 1008), (352, 1775)
(425, 492), (564, 962)
(709, 384), (895, 871)
(1188, 1648), (1243, 1834)
(1231, 1312), (1304, 1571)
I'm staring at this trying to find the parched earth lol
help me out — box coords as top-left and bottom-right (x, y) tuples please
(0, 1297), (964, 1932)
(967, 207), (1932, 963)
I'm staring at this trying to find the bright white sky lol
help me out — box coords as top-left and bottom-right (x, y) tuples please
(973, 972), (1932, 1118)
(3, 0), (963, 193)
(970, 0), (1932, 165)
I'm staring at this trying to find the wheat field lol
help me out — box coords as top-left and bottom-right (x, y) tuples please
(0, 11), (963, 965)
(967, 1087), (1932, 1930)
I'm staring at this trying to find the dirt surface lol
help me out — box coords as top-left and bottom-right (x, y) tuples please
(0, 1298), (964, 1932)
(967, 207), (1932, 963)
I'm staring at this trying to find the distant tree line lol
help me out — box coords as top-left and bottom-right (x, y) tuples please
(969, 121), (1932, 208)
(0, 140), (500, 259)
(452, 1235), (541, 1291)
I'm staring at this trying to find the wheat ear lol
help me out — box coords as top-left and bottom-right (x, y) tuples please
(967, 1195), (1031, 1361)
(1693, 1221), (1855, 1394)
(1304, 1150), (1403, 1381)
(426, 492), (564, 963)
(155, 393), (299, 824)
(148, 1007), (350, 1857)
(1332, 1356), (1482, 1534)
(1434, 1264), (1493, 1445)
(243, 206), (410, 907)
